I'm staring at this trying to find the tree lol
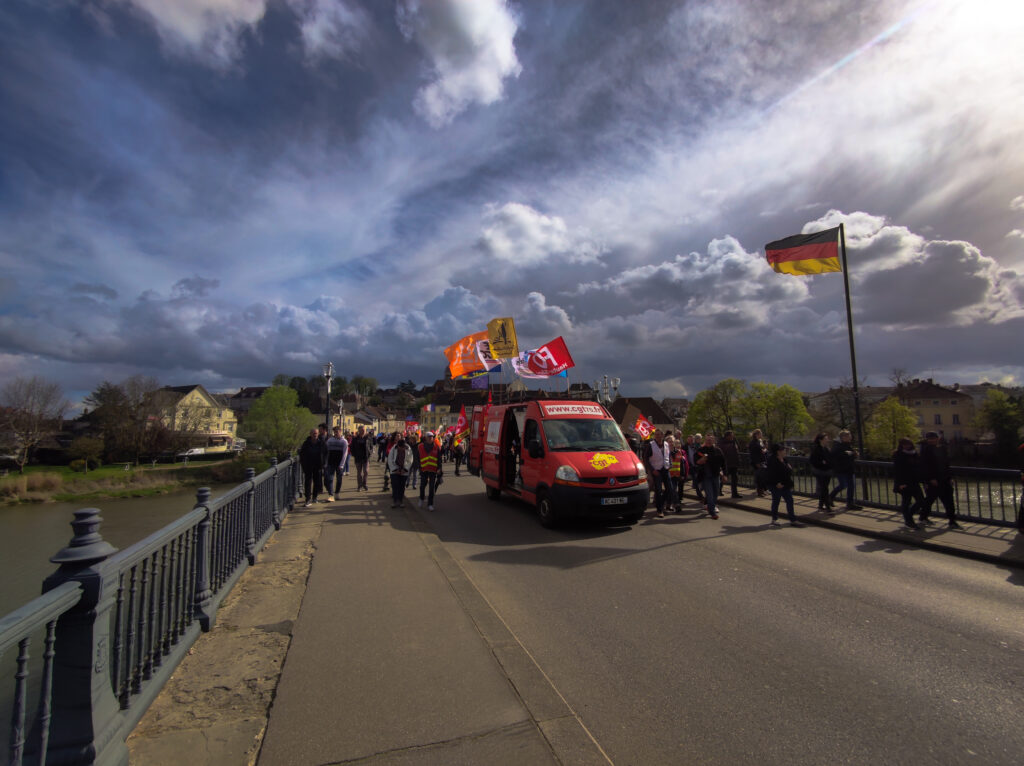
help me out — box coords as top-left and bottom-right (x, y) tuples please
(864, 397), (919, 458)
(82, 375), (170, 463)
(241, 386), (318, 458)
(0, 376), (68, 474)
(682, 378), (747, 436)
(764, 384), (814, 445)
(973, 389), (1024, 463)
(68, 436), (104, 470)
(397, 379), (417, 394)
(350, 375), (378, 397)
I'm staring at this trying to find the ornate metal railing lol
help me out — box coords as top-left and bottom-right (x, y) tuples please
(1, 457), (300, 766)
(735, 455), (1020, 526)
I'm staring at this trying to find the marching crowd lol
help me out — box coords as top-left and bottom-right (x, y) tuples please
(638, 427), (967, 531)
(298, 424), (466, 511)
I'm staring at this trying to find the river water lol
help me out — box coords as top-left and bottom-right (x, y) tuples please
(0, 484), (236, 618)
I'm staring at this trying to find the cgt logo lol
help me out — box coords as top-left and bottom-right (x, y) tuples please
(589, 453), (619, 470)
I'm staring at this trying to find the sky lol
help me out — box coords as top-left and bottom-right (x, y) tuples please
(2, 0), (1023, 408)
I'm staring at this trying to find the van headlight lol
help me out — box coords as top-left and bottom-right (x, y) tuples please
(555, 465), (580, 483)
(636, 464), (647, 480)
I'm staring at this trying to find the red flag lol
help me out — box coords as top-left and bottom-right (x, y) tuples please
(526, 336), (575, 376)
(634, 414), (654, 440)
(453, 405), (470, 446)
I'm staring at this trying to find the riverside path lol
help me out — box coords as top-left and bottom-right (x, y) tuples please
(136, 460), (1024, 765)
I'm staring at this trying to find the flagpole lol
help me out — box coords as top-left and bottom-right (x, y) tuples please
(839, 223), (865, 453)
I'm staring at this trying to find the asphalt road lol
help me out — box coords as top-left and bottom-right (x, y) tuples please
(422, 473), (1024, 765)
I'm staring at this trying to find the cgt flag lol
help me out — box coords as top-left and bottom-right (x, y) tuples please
(634, 414), (655, 440)
(765, 226), (841, 276)
(453, 405), (469, 446)
(526, 336), (575, 376)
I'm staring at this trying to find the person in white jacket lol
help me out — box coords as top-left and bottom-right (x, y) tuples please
(387, 435), (414, 508)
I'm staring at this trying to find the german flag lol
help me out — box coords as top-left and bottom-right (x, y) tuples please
(765, 226), (841, 276)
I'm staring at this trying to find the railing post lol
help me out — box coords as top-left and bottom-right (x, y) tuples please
(271, 458), (282, 530)
(193, 487), (215, 632)
(42, 508), (128, 766)
(245, 468), (257, 565)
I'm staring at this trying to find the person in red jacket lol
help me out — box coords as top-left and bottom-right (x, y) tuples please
(417, 431), (444, 511)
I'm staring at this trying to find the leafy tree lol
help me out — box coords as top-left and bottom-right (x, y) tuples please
(68, 436), (104, 471)
(764, 384), (814, 445)
(240, 386), (318, 457)
(0, 376), (68, 474)
(271, 373), (291, 387)
(350, 375), (378, 397)
(682, 378), (747, 436)
(973, 389), (1024, 463)
(397, 379), (417, 394)
(864, 397), (919, 458)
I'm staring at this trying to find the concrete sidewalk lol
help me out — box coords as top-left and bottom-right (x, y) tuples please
(257, 463), (610, 765)
(701, 487), (1024, 571)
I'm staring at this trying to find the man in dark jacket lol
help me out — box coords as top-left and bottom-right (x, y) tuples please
(828, 429), (862, 510)
(720, 431), (742, 498)
(919, 431), (960, 529)
(299, 428), (324, 507)
(695, 434), (726, 520)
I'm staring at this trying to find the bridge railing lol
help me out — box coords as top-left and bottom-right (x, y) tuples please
(1, 456), (300, 766)
(735, 455), (1021, 526)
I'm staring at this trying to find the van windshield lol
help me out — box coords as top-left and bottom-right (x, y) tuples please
(542, 419), (629, 452)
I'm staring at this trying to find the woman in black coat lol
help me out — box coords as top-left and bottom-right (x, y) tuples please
(809, 432), (834, 513)
(892, 437), (924, 530)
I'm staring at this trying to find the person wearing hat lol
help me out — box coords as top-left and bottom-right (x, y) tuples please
(417, 430), (443, 511)
(919, 431), (961, 530)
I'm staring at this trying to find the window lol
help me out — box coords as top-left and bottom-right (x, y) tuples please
(952, 414), (960, 425)
(950, 399), (958, 405)
(914, 400), (922, 406)
(933, 400), (940, 406)
(934, 414), (942, 425)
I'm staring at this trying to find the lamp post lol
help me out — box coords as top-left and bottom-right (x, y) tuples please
(322, 362), (334, 429)
(592, 375), (620, 406)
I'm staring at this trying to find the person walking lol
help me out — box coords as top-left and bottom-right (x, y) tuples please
(765, 443), (804, 527)
(809, 432), (835, 514)
(919, 431), (961, 529)
(349, 425), (371, 491)
(646, 429), (674, 518)
(748, 429), (768, 498)
(417, 431), (443, 511)
(669, 437), (688, 513)
(453, 438), (465, 476)
(829, 429), (862, 510)
(407, 432), (421, 490)
(687, 434), (704, 503)
(720, 430), (743, 499)
(892, 437), (924, 531)
(387, 434), (413, 508)
(298, 428), (324, 507)
(324, 426), (348, 501)
(695, 434), (726, 520)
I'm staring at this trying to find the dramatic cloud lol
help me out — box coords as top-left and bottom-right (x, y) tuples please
(2, 0), (1024, 402)
(397, 0), (521, 126)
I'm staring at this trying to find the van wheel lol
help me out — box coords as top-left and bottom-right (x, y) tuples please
(486, 485), (500, 501)
(537, 494), (559, 528)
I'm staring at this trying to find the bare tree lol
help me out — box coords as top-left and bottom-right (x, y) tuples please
(0, 376), (68, 474)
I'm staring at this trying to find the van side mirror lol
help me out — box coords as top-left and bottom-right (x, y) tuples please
(527, 439), (543, 459)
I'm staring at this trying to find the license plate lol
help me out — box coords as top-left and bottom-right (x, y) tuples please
(601, 496), (627, 505)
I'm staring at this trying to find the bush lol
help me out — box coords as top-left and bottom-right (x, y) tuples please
(69, 458), (102, 472)
(25, 473), (62, 492)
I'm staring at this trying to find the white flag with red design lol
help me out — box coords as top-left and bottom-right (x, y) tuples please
(634, 414), (655, 440)
(526, 336), (575, 376)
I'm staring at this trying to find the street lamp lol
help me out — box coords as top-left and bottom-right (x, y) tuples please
(322, 362), (334, 429)
(592, 375), (620, 405)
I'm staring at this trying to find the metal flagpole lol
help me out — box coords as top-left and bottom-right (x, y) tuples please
(839, 223), (865, 453)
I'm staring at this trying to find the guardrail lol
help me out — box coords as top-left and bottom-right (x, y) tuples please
(1, 457), (300, 766)
(735, 455), (1021, 526)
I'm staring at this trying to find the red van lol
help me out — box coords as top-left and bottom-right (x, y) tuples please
(481, 400), (649, 527)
